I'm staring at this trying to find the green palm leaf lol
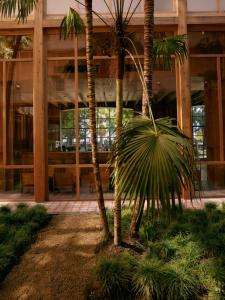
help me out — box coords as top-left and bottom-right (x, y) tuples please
(60, 7), (84, 40)
(111, 116), (194, 219)
(153, 35), (188, 69)
(0, 0), (36, 22)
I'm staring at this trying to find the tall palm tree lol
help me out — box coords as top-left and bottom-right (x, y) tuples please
(61, 0), (143, 246)
(84, 0), (110, 239)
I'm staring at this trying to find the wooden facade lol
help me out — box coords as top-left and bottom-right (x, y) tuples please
(0, 0), (225, 202)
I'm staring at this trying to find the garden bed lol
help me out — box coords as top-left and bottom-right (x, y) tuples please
(90, 203), (225, 299)
(0, 203), (50, 284)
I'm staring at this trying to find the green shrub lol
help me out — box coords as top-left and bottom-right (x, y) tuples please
(0, 204), (50, 284)
(0, 206), (11, 214)
(134, 258), (165, 299)
(11, 225), (33, 254)
(0, 223), (8, 242)
(28, 205), (49, 228)
(204, 202), (218, 213)
(163, 263), (200, 300)
(12, 204), (30, 225)
(0, 244), (16, 281)
(94, 255), (136, 299)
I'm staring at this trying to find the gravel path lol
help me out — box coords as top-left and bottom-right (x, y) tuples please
(0, 214), (101, 300)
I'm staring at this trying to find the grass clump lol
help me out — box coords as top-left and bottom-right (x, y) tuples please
(0, 204), (50, 283)
(94, 254), (137, 299)
(94, 203), (225, 299)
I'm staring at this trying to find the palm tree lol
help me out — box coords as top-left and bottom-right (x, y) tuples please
(83, 0), (110, 239)
(61, 0), (143, 246)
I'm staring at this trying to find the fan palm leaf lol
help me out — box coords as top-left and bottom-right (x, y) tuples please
(0, 0), (36, 22)
(153, 35), (188, 69)
(60, 7), (84, 39)
(111, 116), (194, 220)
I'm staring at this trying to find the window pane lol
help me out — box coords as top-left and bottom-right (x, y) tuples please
(190, 58), (219, 161)
(47, 33), (74, 57)
(155, 0), (174, 12)
(188, 0), (217, 12)
(0, 169), (34, 197)
(47, 60), (75, 164)
(46, 0), (78, 15)
(189, 31), (225, 54)
(0, 35), (33, 59)
(6, 61), (33, 165)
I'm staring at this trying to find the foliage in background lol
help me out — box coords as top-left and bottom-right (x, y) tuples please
(0, 204), (50, 283)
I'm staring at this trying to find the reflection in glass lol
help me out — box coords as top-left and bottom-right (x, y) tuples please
(6, 61), (33, 165)
(47, 60), (75, 164)
(0, 169), (34, 194)
(190, 58), (219, 161)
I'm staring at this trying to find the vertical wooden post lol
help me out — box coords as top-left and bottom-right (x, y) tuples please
(176, 0), (192, 200)
(2, 61), (6, 166)
(74, 37), (80, 200)
(33, 0), (48, 202)
(217, 57), (224, 161)
(176, 0), (192, 138)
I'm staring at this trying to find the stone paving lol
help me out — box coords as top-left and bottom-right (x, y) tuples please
(0, 197), (224, 214)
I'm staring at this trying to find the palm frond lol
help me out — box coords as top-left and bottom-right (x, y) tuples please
(111, 116), (194, 219)
(153, 35), (188, 69)
(0, 0), (36, 23)
(60, 7), (84, 40)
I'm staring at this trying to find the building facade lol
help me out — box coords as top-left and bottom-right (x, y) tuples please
(0, 0), (225, 202)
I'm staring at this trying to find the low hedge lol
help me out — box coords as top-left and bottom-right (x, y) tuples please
(0, 204), (50, 283)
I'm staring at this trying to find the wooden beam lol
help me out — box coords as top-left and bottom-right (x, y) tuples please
(217, 57), (224, 161)
(33, 0), (48, 202)
(176, 0), (192, 137)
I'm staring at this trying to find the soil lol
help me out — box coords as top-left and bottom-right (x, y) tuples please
(0, 214), (102, 300)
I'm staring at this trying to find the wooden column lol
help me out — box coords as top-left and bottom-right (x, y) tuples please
(217, 57), (224, 161)
(33, 0), (48, 202)
(74, 37), (80, 200)
(176, 0), (192, 137)
(176, 0), (192, 200)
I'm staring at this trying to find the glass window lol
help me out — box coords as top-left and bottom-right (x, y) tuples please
(155, 0), (174, 12)
(187, 0), (217, 12)
(47, 60), (75, 164)
(189, 31), (225, 54)
(60, 107), (133, 154)
(0, 169), (34, 196)
(190, 57), (219, 161)
(46, 0), (78, 15)
(221, 0), (225, 11)
(47, 33), (75, 57)
(192, 105), (207, 160)
(6, 61), (33, 165)
(0, 35), (32, 59)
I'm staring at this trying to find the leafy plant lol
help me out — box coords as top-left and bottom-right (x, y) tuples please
(94, 254), (137, 299)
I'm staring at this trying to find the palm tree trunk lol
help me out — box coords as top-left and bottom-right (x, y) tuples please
(143, 0), (154, 113)
(114, 52), (124, 246)
(85, 0), (110, 240)
(129, 0), (154, 238)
